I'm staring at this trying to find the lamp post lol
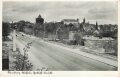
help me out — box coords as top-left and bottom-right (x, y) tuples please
(43, 23), (45, 40)
(13, 23), (17, 52)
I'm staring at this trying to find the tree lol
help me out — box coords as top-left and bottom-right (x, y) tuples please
(18, 20), (26, 32)
(74, 31), (83, 45)
(2, 22), (10, 41)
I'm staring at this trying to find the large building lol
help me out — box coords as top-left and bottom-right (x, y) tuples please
(61, 19), (79, 27)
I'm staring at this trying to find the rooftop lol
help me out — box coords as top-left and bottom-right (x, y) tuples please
(62, 19), (79, 22)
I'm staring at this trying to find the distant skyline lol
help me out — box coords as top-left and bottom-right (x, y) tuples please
(3, 1), (118, 25)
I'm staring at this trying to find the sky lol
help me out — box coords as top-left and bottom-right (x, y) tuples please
(3, 1), (118, 25)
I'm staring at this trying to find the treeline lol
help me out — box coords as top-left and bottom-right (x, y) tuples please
(2, 22), (11, 41)
(3, 20), (118, 40)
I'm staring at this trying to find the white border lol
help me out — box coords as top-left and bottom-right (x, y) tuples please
(0, 0), (119, 77)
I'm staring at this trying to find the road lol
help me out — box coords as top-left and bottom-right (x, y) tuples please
(16, 34), (117, 71)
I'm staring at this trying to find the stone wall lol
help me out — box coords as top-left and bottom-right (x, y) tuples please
(84, 39), (115, 53)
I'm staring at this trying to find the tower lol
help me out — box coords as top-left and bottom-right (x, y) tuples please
(95, 21), (98, 30)
(34, 14), (44, 36)
(36, 14), (44, 24)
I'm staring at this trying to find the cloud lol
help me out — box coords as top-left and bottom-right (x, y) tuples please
(88, 8), (117, 19)
(3, 2), (46, 13)
(3, 1), (118, 24)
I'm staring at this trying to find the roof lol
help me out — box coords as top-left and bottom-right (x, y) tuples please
(38, 14), (41, 18)
(94, 30), (100, 34)
(62, 19), (78, 22)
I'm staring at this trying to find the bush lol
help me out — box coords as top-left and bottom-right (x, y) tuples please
(103, 40), (118, 56)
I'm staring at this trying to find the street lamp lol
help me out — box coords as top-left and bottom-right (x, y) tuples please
(43, 24), (45, 40)
(13, 24), (17, 52)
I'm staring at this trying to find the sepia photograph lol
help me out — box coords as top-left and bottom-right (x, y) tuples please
(2, 1), (118, 71)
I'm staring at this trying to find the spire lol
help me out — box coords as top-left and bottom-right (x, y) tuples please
(96, 21), (98, 26)
(96, 21), (98, 30)
(83, 18), (85, 24)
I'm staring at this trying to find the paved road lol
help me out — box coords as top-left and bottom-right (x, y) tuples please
(16, 34), (117, 71)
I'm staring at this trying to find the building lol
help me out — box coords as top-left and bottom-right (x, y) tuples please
(34, 14), (44, 36)
(82, 23), (96, 35)
(61, 19), (79, 27)
(35, 14), (44, 29)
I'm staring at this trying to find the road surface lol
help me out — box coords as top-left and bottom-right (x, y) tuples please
(16, 34), (117, 71)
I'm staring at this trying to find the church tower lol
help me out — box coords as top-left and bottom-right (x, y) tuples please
(95, 21), (98, 30)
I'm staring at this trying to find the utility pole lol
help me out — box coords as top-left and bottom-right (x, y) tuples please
(13, 22), (16, 51)
(33, 24), (35, 36)
(43, 24), (45, 40)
